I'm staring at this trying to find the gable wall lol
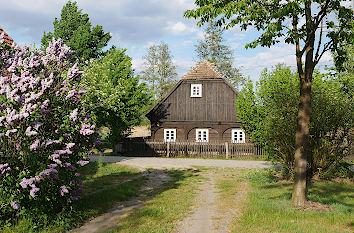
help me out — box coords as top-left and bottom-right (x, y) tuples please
(154, 79), (238, 123)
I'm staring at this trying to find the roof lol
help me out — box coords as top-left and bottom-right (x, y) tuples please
(0, 26), (15, 47)
(181, 60), (225, 80)
(147, 60), (239, 119)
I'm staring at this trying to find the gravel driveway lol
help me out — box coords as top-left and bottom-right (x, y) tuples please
(89, 155), (271, 169)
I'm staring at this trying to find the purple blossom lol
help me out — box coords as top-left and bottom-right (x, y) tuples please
(66, 143), (75, 149)
(69, 108), (78, 121)
(74, 173), (80, 177)
(77, 160), (89, 166)
(30, 186), (40, 198)
(0, 163), (11, 175)
(20, 177), (40, 189)
(60, 185), (69, 196)
(39, 168), (58, 179)
(48, 164), (58, 169)
(29, 139), (41, 151)
(5, 129), (17, 137)
(11, 201), (21, 210)
(25, 126), (37, 136)
(54, 149), (72, 155)
(80, 123), (94, 136)
(62, 162), (76, 171)
(45, 139), (61, 147)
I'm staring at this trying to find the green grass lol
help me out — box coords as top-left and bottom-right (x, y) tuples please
(108, 169), (203, 233)
(231, 169), (354, 233)
(4, 162), (145, 233)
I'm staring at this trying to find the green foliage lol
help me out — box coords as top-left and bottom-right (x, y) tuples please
(195, 20), (245, 88)
(80, 48), (151, 147)
(236, 64), (353, 178)
(185, 0), (353, 55)
(41, 1), (111, 64)
(0, 39), (98, 227)
(141, 41), (178, 100)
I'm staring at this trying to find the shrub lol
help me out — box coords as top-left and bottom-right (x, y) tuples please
(236, 64), (353, 179)
(0, 37), (99, 226)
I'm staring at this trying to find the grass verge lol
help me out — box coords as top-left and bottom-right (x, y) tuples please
(231, 169), (354, 233)
(108, 169), (203, 233)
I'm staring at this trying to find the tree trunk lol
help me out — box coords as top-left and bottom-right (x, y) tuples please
(292, 71), (313, 207)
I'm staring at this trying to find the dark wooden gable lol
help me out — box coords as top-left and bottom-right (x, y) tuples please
(147, 61), (240, 124)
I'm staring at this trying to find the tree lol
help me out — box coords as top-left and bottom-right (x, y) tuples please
(80, 48), (151, 149)
(236, 64), (353, 179)
(195, 20), (244, 88)
(0, 38), (98, 225)
(141, 41), (178, 100)
(41, 1), (111, 64)
(185, 0), (353, 207)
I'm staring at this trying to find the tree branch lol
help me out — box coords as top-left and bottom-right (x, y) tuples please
(314, 19), (324, 62)
(314, 41), (332, 66)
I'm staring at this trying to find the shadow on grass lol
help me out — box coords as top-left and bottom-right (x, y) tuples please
(69, 166), (200, 231)
(258, 174), (354, 208)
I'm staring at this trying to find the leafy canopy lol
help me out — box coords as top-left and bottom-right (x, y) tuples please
(80, 48), (151, 147)
(236, 65), (353, 178)
(195, 20), (245, 88)
(141, 41), (178, 100)
(185, 0), (353, 70)
(41, 1), (111, 64)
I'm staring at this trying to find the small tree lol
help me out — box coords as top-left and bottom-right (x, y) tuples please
(141, 41), (178, 100)
(236, 65), (353, 179)
(185, 0), (353, 207)
(80, 48), (151, 148)
(0, 38), (99, 225)
(41, 1), (111, 64)
(195, 20), (244, 88)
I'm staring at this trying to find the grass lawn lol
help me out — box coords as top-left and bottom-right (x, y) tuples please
(108, 169), (203, 233)
(3, 161), (146, 233)
(231, 169), (354, 233)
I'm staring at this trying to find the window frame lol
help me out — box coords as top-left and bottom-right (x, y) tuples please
(164, 129), (176, 142)
(232, 129), (245, 143)
(190, 84), (202, 97)
(196, 129), (209, 142)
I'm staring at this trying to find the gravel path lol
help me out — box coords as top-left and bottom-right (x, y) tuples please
(174, 172), (219, 233)
(89, 156), (271, 169)
(72, 170), (171, 233)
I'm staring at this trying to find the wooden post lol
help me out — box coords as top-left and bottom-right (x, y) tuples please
(167, 142), (170, 157)
(225, 142), (229, 159)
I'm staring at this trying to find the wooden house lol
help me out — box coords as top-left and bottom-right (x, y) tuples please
(146, 60), (251, 144)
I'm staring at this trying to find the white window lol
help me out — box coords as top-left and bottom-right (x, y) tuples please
(232, 129), (245, 143)
(164, 129), (176, 142)
(196, 129), (209, 142)
(191, 84), (202, 97)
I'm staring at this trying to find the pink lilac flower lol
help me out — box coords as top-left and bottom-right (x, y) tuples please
(29, 139), (41, 151)
(10, 201), (21, 210)
(66, 143), (75, 149)
(77, 160), (89, 166)
(39, 168), (58, 179)
(25, 126), (37, 136)
(60, 185), (69, 196)
(69, 108), (78, 121)
(5, 129), (17, 137)
(30, 187), (40, 198)
(80, 123), (94, 136)
(0, 163), (11, 175)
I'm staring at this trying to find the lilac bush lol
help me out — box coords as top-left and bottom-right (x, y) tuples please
(0, 35), (99, 224)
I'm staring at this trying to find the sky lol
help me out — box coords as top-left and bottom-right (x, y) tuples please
(0, 0), (339, 81)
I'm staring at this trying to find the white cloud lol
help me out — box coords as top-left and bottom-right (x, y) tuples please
(165, 21), (196, 35)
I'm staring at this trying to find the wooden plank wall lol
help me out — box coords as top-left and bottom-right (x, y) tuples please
(155, 79), (238, 123)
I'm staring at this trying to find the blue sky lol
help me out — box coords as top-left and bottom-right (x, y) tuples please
(0, 0), (337, 81)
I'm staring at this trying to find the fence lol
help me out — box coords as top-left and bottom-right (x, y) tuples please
(117, 140), (266, 159)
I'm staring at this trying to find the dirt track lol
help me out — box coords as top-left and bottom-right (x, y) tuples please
(89, 155), (271, 169)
